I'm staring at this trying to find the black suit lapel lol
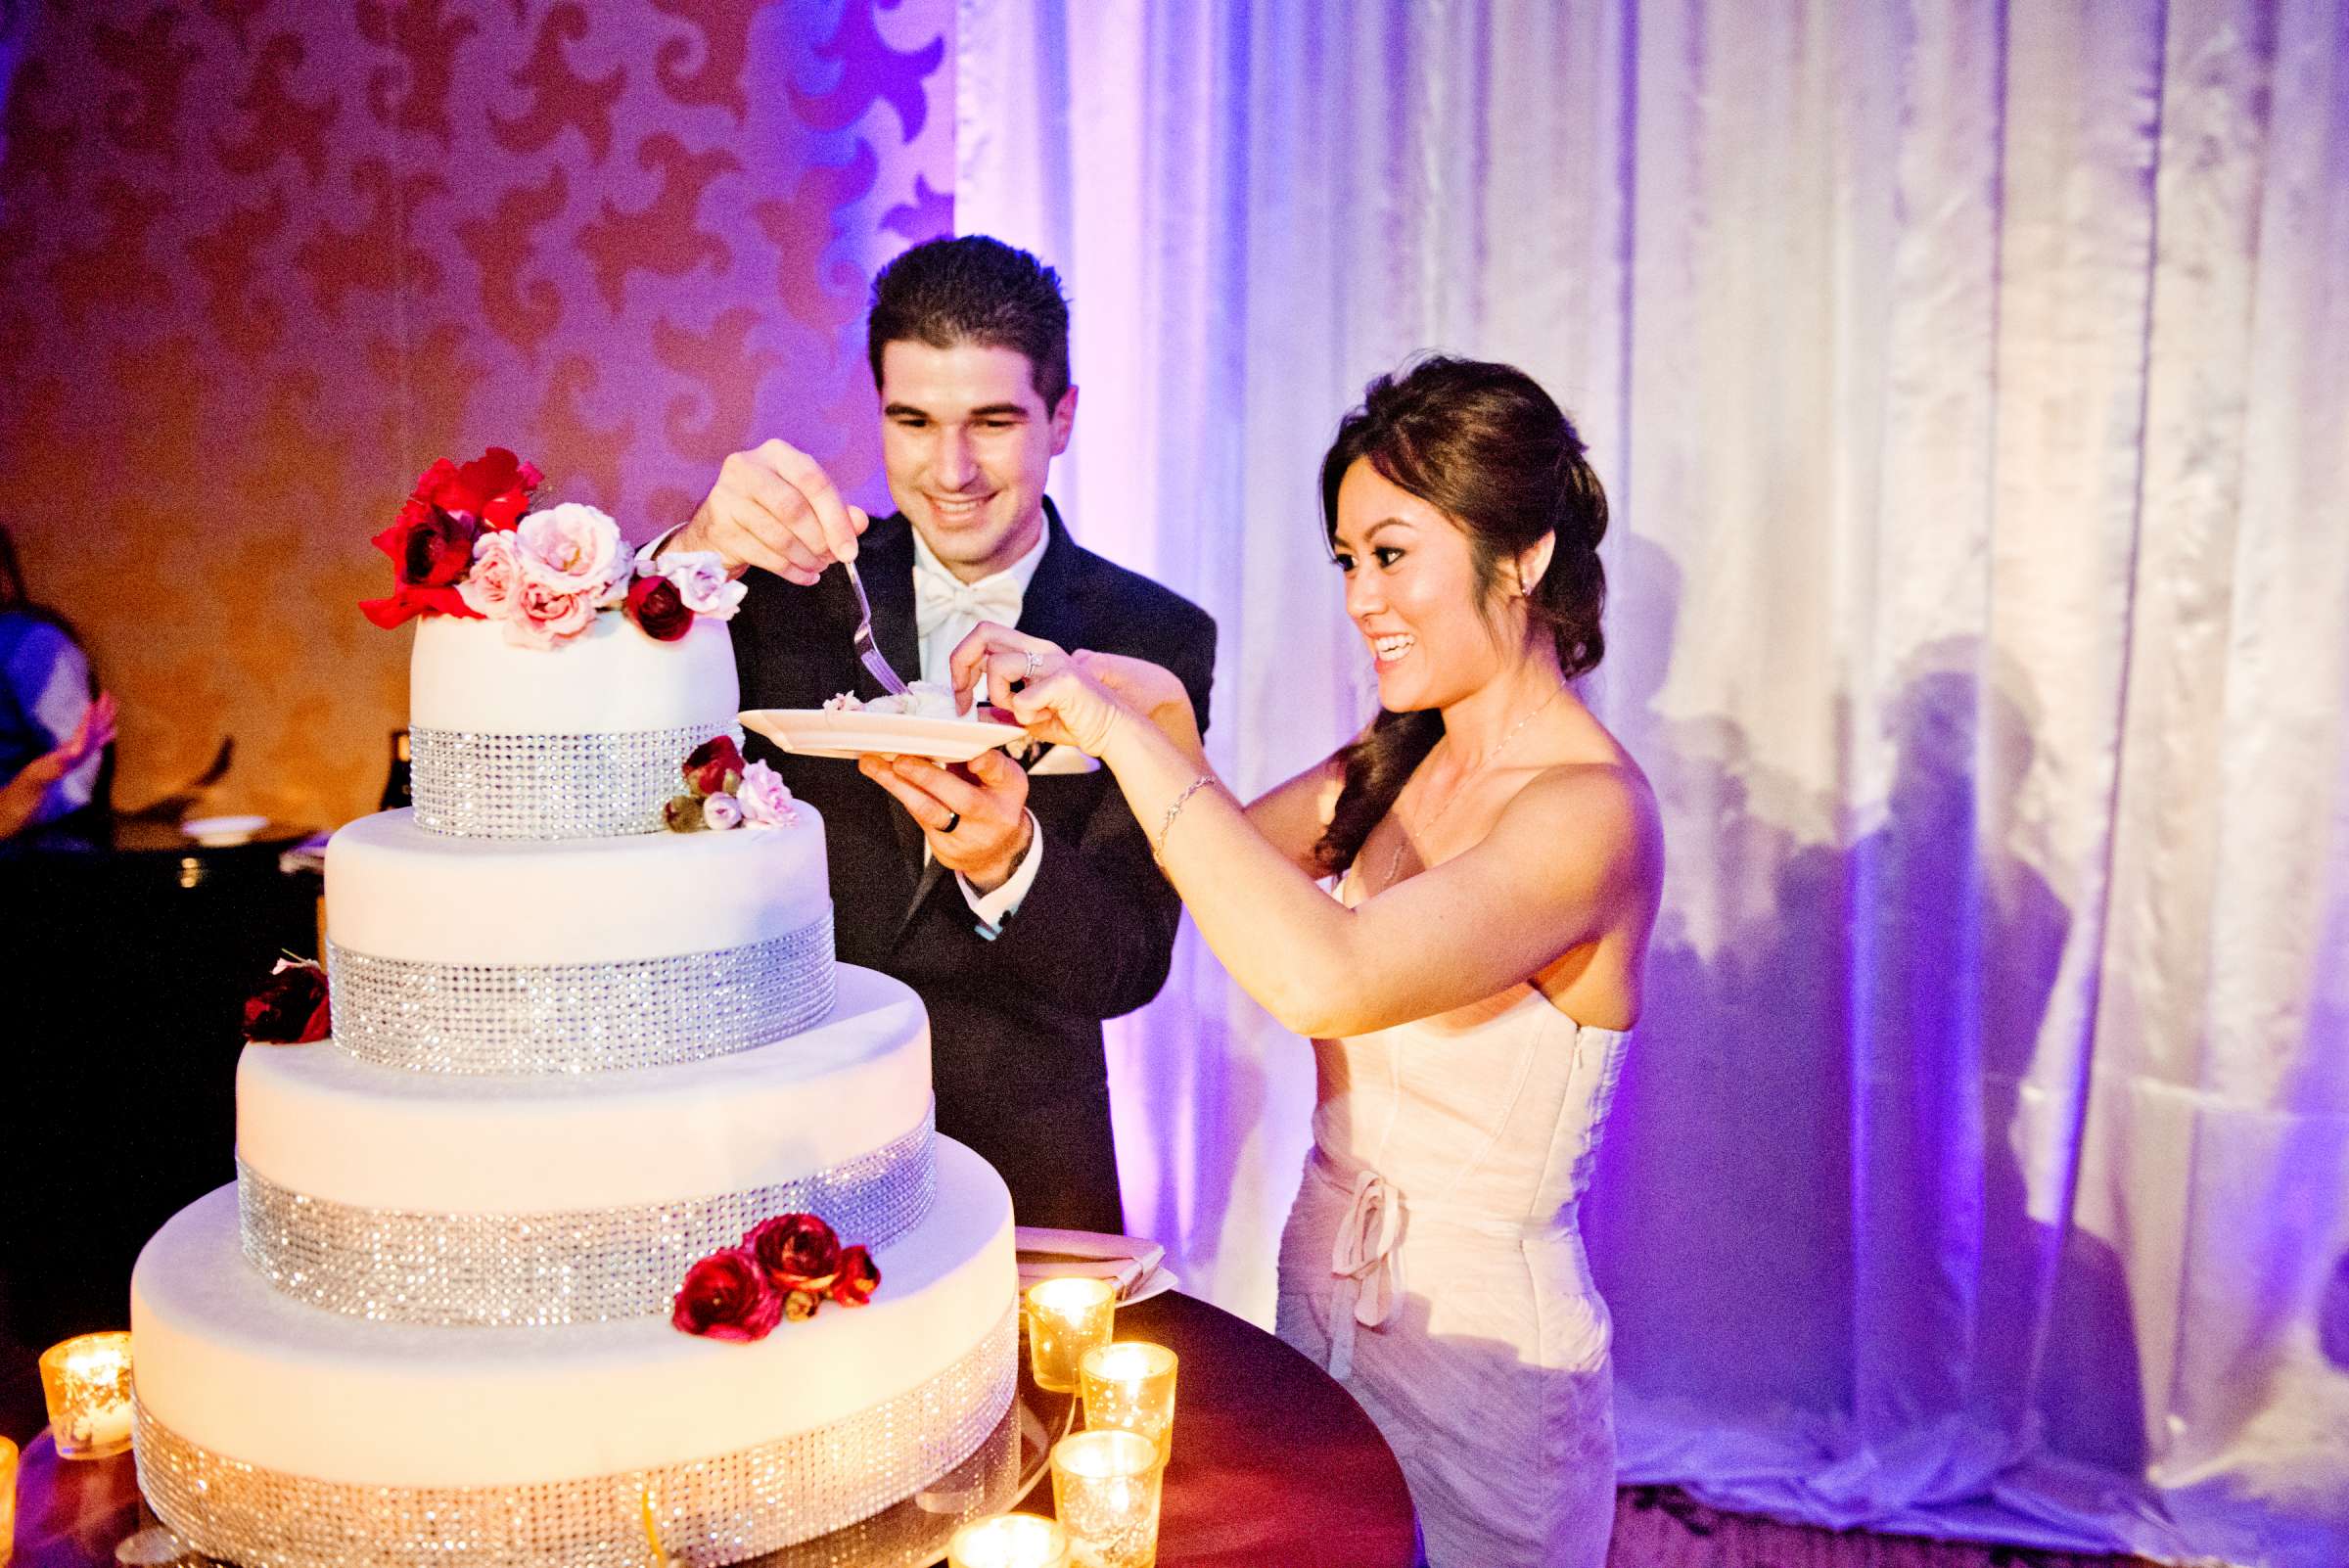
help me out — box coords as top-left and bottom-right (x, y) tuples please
(1012, 497), (1093, 653)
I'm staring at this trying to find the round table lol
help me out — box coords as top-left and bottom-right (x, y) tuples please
(1, 819), (322, 1353)
(9, 1290), (1417, 1568)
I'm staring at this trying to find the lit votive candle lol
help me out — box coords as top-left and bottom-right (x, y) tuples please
(945, 1511), (1071, 1568)
(2, 1432), (18, 1555)
(39, 1331), (135, 1460)
(1050, 1429), (1162, 1568)
(1025, 1277), (1117, 1394)
(1080, 1341), (1178, 1463)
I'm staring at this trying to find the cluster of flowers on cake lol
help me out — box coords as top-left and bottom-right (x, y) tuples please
(361, 447), (745, 648)
(665, 734), (799, 832)
(671, 1213), (879, 1341)
(242, 956), (330, 1044)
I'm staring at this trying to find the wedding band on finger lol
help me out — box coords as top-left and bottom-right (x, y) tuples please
(942, 810), (961, 834)
(1024, 650), (1043, 681)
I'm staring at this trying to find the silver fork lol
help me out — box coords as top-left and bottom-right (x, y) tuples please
(841, 558), (912, 696)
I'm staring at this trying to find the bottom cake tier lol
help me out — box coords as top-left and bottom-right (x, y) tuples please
(128, 1138), (1017, 1568)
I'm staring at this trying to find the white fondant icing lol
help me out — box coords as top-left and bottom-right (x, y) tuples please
(131, 1140), (1016, 1488)
(325, 807), (829, 965)
(409, 612), (739, 734)
(237, 966), (930, 1213)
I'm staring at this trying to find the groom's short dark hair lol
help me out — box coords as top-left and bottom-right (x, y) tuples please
(867, 236), (1072, 408)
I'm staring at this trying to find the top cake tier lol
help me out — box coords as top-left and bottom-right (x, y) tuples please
(407, 614), (741, 840)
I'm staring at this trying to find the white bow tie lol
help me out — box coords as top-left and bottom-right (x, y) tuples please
(913, 566), (1024, 640)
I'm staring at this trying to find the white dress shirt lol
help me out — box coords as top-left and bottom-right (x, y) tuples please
(910, 525), (1050, 933)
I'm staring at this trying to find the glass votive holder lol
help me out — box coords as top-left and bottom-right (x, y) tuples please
(1079, 1341), (1178, 1463)
(2, 1432), (18, 1558)
(40, 1331), (135, 1459)
(945, 1511), (1071, 1568)
(1050, 1429), (1162, 1568)
(1025, 1277), (1116, 1394)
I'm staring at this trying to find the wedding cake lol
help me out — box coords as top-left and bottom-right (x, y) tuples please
(126, 462), (1020, 1567)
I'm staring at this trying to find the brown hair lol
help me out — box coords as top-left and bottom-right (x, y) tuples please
(1311, 355), (1609, 875)
(866, 236), (1072, 407)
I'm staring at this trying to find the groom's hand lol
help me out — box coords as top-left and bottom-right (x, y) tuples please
(856, 748), (1036, 893)
(669, 439), (867, 585)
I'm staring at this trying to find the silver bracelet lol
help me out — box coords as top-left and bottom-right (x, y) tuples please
(1153, 772), (1221, 861)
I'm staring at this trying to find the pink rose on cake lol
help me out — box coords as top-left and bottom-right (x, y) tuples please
(462, 532), (593, 649)
(736, 761), (800, 827)
(643, 549), (747, 620)
(516, 503), (630, 602)
(670, 1249), (783, 1343)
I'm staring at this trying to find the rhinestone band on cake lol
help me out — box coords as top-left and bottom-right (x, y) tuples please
(409, 721), (740, 840)
(237, 1110), (938, 1326)
(134, 1306), (1018, 1568)
(323, 914), (835, 1076)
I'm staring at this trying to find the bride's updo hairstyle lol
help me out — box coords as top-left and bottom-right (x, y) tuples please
(1311, 354), (1609, 877)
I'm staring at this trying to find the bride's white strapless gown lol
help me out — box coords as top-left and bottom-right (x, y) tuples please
(1275, 867), (1631, 1568)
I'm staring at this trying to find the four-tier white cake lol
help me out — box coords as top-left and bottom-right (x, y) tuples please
(127, 614), (1021, 1567)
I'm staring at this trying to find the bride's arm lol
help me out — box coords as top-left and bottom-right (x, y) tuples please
(1242, 756), (1348, 875)
(952, 622), (1655, 1035)
(1098, 713), (1657, 1038)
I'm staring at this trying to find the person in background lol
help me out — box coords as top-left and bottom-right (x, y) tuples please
(0, 529), (113, 841)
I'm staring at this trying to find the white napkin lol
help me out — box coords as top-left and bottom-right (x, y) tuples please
(1015, 1225), (1166, 1302)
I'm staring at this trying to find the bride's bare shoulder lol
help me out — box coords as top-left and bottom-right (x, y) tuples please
(1502, 753), (1663, 877)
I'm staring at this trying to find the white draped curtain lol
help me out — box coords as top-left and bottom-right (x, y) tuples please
(954, 2), (2349, 1562)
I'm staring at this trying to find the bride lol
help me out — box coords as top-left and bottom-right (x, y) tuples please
(938, 354), (1662, 1568)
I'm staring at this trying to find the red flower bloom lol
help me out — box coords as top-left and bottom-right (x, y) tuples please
(411, 447), (541, 530)
(359, 582), (479, 629)
(625, 575), (692, 642)
(683, 733), (747, 798)
(243, 960), (331, 1044)
(670, 1249), (782, 1342)
(362, 493), (489, 629)
(828, 1245), (880, 1308)
(745, 1213), (843, 1294)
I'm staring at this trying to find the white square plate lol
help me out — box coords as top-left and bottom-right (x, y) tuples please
(739, 708), (1028, 763)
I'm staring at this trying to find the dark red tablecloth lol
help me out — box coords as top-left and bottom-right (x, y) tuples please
(10, 1289), (1416, 1568)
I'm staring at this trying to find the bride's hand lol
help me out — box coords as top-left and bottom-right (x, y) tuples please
(1069, 651), (1202, 758)
(947, 623), (1133, 757)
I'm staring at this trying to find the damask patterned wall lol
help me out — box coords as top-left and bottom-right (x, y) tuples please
(0, 0), (953, 825)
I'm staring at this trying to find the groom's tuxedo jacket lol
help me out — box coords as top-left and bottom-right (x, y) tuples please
(729, 502), (1216, 1234)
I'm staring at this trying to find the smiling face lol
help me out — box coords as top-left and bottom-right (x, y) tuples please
(1333, 457), (1525, 712)
(878, 339), (1077, 582)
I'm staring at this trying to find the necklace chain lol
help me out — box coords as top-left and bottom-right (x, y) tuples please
(1384, 684), (1565, 887)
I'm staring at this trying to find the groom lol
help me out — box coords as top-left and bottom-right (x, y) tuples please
(670, 236), (1216, 1234)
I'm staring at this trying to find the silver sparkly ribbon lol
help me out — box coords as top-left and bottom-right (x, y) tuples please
(135, 1305), (1018, 1568)
(324, 913), (835, 1076)
(239, 1108), (936, 1325)
(409, 721), (737, 840)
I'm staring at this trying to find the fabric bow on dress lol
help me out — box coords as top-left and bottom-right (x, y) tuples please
(1327, 1166), (1405, 1382)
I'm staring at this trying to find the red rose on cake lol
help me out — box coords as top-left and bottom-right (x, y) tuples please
(670, 1249), (783, 1342)
(683, 734), (747, 798)
(828, 1245), (881, 1307)
(746, 1213), (842, 1293)
(414, 446), (542, 530)
(624, 575), (692, 641)
(242, 958), (332, 1044)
